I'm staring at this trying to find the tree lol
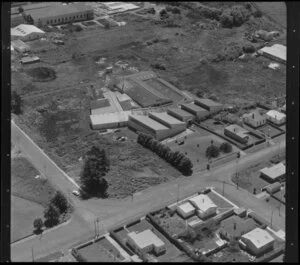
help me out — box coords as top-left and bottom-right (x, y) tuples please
(220, 142), (232, 153)
(80, 147), (110, 197)
(11, 91), (22, 115)
(33, 218), (43, 232)
(50, 191), (70, 214)
(206, 145), (220, 159)
(178, 157), (193, 175)
(44, 204), (60, 228)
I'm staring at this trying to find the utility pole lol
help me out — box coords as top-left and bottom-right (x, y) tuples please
(222, 181), (225, 196)
(177, 182), (180, 204)
(270, 209), (274, 229)
(31, 246), (34, 262)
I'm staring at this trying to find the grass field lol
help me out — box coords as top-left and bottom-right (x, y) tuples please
(11, 195), (44, 242)
(11, 156), (57, 242)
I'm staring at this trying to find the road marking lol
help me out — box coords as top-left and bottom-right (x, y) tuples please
(11, 120), (80, 189)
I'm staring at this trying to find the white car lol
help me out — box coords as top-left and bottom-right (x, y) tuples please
(72, 190), (80, 196)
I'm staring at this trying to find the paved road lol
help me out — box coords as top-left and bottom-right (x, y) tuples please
(11, 120), (285, 261)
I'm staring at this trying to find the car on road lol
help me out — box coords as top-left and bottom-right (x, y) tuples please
(72, 190), (80, 196)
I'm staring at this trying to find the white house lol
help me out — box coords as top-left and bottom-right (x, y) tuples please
(176, 202), (196, 219)
(242, 111), (267, 128)
(127, 229), (166, 256)
(188, 194), (217, 220)
(266, 110), (286, 125)
(240, 228), (275, 256)
(260, 163), (285, 183)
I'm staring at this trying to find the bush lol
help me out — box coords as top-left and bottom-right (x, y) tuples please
(33, 218), (43, 232)
(220, 5), (251, 28)
(253, 9), (263, 18)
(220, 142), (233, 153)
(151, 62), (166, 70)
(206, 145), (220, 159)
(243, 43), (256, 53)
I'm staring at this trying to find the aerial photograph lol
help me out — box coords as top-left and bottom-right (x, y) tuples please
(10, 1), (286, 262)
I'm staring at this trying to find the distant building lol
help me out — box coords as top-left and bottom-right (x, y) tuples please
(127, 229), (166, 256)
(220, 216), (257, 240)
(258, 44), (286, 64)
(128, 114), (170, 141)
(11, 39), (30, 53)
(240, 228), (275, 256)
(176, 202), (196, 219)
(167, 107), (194, 122)
(26, 3), (94, 26)
(242, 111), (267, 128)
(224, 124), (250, 144)
(263, 182), (282, 195)
(194, 98), (223, 114)
(20, 56), (40, 64)
(180, 103), (209, 119)
(188, 194), (217, 220)
(266, 110), (286, 125)
(260, 163), (285, 183)
(11, 24), (45, 42)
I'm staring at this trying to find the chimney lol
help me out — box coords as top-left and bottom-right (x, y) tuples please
(252, 113), (255, 119)
(234, 223), (237, 230)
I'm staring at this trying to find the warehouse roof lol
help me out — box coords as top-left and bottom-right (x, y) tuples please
(129, 114), (169, 131)
(90, 98), (110, 110)
(168, 107), (194, 118)
(11, 39), (30, 49)
(266, 110), (286, 120)
(259, 44), (286, 62)
(126, 71), (156, 81)
(195, 98), (223, 107)
(241, 228), (274, 249)
(189, 194), (217, 213)
(260, 163), (285, 180)
(177, 202), (195, 214)
(27, 3), (93, 20)
(11, 24), (45, 37)
(115, 92), (132, 102)
(90, 112), (129, 125)
(128, 229), (165, 249)
(181, 103), (208, 113)
(149, 112), (185, 125)
(221, 216), (257, 238)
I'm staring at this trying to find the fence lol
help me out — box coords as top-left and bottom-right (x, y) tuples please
(210, 151), (238, 168)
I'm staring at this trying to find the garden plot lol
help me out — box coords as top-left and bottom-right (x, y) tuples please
(257, 123), (284, 138)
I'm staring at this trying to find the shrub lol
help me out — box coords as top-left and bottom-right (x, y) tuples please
(220, 142), (233, 153)
(33, 218), (43, 232)
(206, 145), (220, 159)
(253, 9), (263, 18)
(243, 43), (256, 53)
(220, 5), (251, 28)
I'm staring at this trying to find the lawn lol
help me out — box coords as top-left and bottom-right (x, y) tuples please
(257, 124), (284, 138)
(211, 247), (250, 262)
(11, 195), (44, 243)
(11, 157), (56, 207)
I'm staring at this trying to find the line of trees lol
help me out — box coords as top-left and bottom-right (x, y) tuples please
(33, 190), (73, 232)
(206, 141), (233, 159)
(11, 91), (23, 115)
(80, 146), (110, 198)
(137, 133), (193, 176)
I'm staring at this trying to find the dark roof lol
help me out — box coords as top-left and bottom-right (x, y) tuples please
(181, 103), (208, 113)
(221, 216), (256, 238)
(195, 98), (223, 107)
(90, 98), (110, 110)
(168, 107), (194, 118)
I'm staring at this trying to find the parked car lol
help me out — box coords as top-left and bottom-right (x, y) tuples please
(72, 190), (80, 196)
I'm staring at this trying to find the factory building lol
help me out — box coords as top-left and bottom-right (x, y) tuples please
(260, 163), (285, 183)
(240, 228), (275, 256)
(167, 107), (194, 122)
(26, 3), (94, 26)
(266, 110), (286, 125)
(127, 229), (166, 256)
(20, 56), (40, 64)
(180, 103), (209, 119)
(224, 124), (250, 144)
(11, 39), (30, 53)
(128, 114), (170, 141)
(188, 194), (217, 220)
(194, 98), (223, 114)
(90, 112), (129, 130)
(11, 24), (45, 42)
(148, 112), (186, 133)
(242, 111), (267, 128)
(258, 44), (286, 64)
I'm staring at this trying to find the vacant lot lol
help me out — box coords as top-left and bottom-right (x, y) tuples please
(257, 124), (284, 138)
(11, 156), (57, 242)
(11, 195), (44, 243)
(77, 237), (125, 262)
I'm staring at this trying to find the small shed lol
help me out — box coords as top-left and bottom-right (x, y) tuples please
(11, 39), (30, 53)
